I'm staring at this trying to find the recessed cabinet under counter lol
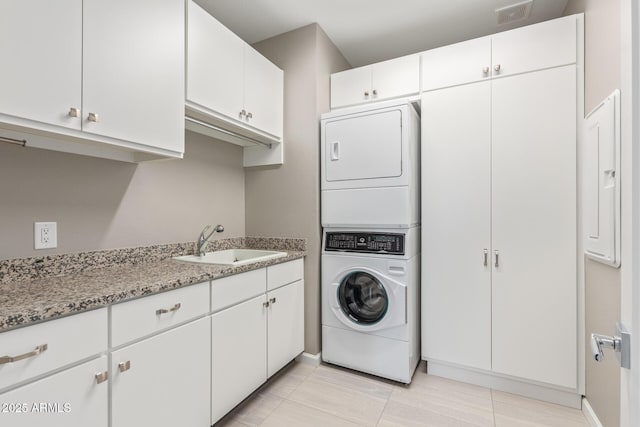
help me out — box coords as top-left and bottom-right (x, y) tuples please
(0, 0), (185, 163)
(186, 0), (284, 167)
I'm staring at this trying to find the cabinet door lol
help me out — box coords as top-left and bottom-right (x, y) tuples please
(211, 295), (267, 424)
(267, 280), (304, 377)
(111, 318), (210, 427)
(421, 37), (491, 91)
(492, 15), (576, 78)
(421, 82), (492, 370)
(330, 66), (372, 108)
(0, 0), (82, 130)
(0, 357), (108, 427)
(187, 1), (244, 123)
(491, 66), (577, 388)
(83, 0), (184, 153)
(244, 46), (284, 138)
(371, 55), (420, 101)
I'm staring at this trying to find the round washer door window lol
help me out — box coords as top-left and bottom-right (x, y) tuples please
(338, 271), (388, 324)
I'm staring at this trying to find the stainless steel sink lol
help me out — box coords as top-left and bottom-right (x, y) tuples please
(174, 249), (287, 266)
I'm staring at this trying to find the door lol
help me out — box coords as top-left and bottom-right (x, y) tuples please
(330, 66), (372, 108)
(211, 295), (267, 424)
(267, 280), (304, 377)
(187, 1), (244, 123)
(111, 319), (210, 427)
(324, 109), (403, 182)
(421, 81), (492, 370)
(83, 0), (184, 152)
(0, 0), (82, 130)
(244, 46), (284, 138)
(491, 66), (577, 388)
(0, 357), (108, 427)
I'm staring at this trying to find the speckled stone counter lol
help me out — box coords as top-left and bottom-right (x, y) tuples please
(0, 237), (306, 332)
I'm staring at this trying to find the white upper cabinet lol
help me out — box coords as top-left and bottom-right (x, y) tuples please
(82, 0), (185, 154)
(331, 54), (420, 109)
(186, 0), (284, 166)
(0, 0), (185, 162)
(0, 0), (82, 130)
(421, 14), (577, 92)
(421, 37), (492, 91)
(492, 15), (576, 78)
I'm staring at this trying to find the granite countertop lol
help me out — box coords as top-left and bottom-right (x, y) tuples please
(0, 238), (305, 332)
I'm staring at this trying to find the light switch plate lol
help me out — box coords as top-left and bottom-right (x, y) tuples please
(34, 222), (57, 249)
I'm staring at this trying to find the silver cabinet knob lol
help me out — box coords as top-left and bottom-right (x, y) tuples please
(372, 89), (378, 96)
(494, 64), (501, 72)
(95, 371), (109, 384)
(364, 91), (370, 97)
(68, 107), (80, 118)
(269, 297), (276, 304)
(87, 112), (99, 122)
(239, 109), (246, 119)
(246, 112), (253, 120)
(263, 301), (270, 308)
(482, 67), (489, 75)
(118, 360), (131, 373)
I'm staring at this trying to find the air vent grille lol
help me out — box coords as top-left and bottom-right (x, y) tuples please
(496, 0), (533, 25)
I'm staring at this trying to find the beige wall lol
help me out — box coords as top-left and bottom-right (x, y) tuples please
(0, 132), (245, 260)
(247, 24), (349, 355)
(564, 1), (621, 426)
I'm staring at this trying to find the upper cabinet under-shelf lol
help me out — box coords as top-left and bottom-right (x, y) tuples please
(0, 0), (185, 162)
(186, 1), (284, 167)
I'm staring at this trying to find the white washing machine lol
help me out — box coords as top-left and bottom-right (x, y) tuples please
(321, 227), (420, 383)
(320, 99), (420, 228)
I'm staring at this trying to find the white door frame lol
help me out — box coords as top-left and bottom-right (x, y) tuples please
(620, 1), (639, 426)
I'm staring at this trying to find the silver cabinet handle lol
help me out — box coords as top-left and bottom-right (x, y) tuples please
(87, 112), (99, 122)
(269, 297), (276, 304)
(246, 112), (253, 120)
(483, 249), (488, 267)
(482, 66), (489, 74)
(263, 301), (270, 308)
(156, 303), (181, 315)
(494, 250), (500, 268)
(95, 371), (109, 384)
(494, 64), (501, 72)
(118, 360), (131, 373)
(0, 344), (48, 365)
(68, 107), (80, 118)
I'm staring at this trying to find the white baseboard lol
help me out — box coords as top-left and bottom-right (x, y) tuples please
(427, 360), (582, 409)
(582, 398), (604, 427)
(296, 352), (322, 367)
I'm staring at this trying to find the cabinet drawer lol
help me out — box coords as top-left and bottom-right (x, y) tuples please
(267, 259), (304, 291)
(111, 282), (209, 347)
(211, 268), (266, 313)
(0, 308), (108, 391)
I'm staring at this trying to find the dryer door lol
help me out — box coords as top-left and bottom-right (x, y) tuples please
(330, 268), (406, 332)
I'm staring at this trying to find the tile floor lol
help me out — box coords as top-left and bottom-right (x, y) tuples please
(216, 361), (589, 427)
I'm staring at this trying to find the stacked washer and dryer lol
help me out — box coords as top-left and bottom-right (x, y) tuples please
(320, 99), (421, 384)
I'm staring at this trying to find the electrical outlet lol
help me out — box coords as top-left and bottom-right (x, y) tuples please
(34, 222), (57, 249)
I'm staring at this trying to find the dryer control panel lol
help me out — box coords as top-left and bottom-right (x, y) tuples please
(324, 232), (405, 255)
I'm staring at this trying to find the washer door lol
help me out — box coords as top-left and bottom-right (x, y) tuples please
(338, 272), (388, 324)
(330, 267), (406, 332)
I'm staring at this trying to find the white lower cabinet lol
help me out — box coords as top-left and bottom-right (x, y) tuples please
(210, 259), (305, 424)
(0, 356), (108, 427)
(211, 295), (267, 424)
(111, 317), (210, 427)
(267, 279), (305, 377)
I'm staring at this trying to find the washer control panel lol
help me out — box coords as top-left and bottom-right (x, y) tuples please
(324, 232), (405, 255)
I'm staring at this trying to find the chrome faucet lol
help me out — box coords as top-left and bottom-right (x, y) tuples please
(197, 224), (224, 256)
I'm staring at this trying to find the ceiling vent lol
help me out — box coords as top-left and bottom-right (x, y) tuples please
(496, 0), (533, 25)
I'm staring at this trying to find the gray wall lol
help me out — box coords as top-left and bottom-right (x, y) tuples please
(564, 1), (621, 426)
(247, 24), (350, 355)
(0, 132), (245, 260)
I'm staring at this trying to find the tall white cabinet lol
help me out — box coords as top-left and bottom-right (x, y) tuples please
(421, 14), (581, 405)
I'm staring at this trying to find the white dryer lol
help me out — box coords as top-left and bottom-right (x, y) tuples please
(321, 228), (420, 383)
(320, 99), (420, 228)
